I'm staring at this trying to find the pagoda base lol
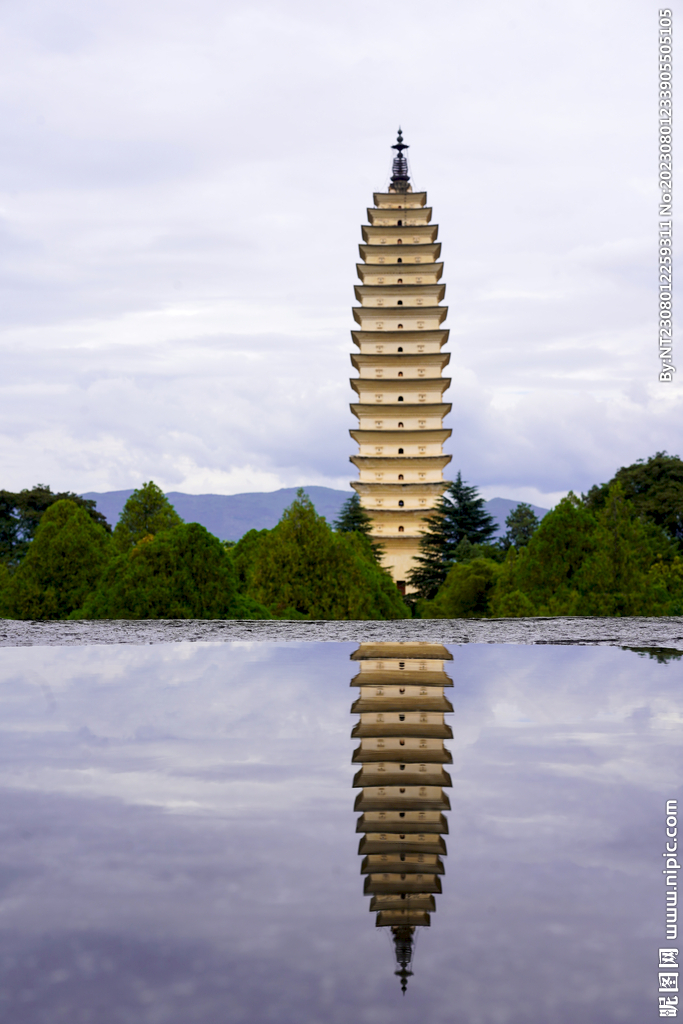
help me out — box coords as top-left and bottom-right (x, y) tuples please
(376, 535), (422, 591)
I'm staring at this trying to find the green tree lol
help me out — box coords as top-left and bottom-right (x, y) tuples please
(572, 483), (672, 615)
(583, 451), (683, 544)
(489, 485), (675, 617)
(334, 492), (382, 560)
(491, 584), (537, 618)
(247, 490), (408, 619)
(503, 502), (540, 549)
(450, 537), (506, 564)
(0, 491), (20, 567)
(423, 558), (503, 619)
(408, 472), (498, 599)
(113, 481), (182, 550)
(335, 493), (372, 534)
(646, 556), (683, 615)
(2, 499), (111, 619)
(489, 493), (597, 616)
(228, 528), (271, 595)
(0, 562), (13, 617)
(0, 484), (110, 567)
(75, 522), (270, 620)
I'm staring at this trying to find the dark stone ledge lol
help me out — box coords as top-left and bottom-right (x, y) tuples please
(1, 617), (682, 648)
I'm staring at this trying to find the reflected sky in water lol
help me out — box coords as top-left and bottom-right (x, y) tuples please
(0, 641), (681, 1023)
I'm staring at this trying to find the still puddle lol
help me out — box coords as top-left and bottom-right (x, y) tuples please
(0, 641), (680, 1022)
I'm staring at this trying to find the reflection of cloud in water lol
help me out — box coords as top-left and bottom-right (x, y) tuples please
(0, 642), (680, 1021)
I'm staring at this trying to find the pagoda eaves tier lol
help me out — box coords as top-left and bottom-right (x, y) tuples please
(349, 141), (451, 590)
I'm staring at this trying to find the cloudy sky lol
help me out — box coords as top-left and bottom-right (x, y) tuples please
(0, 0), (680, 507)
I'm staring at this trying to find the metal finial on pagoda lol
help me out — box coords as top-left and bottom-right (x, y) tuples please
(391, 127), (409, 153)
(392, 925), (415, 994)
(390, 128), (410, 192)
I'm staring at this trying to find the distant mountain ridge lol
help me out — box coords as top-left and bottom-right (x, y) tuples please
(485, 497), (549, 537)
(82, 487), (549, 542)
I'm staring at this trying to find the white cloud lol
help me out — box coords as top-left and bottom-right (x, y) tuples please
(0, 0), (679, 499)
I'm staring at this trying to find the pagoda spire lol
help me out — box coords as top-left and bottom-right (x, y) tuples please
(390, 128), (410, 193)
(392, 925), (415, 994)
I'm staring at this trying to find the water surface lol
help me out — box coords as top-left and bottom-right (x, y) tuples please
(0, 641), (680, 1023)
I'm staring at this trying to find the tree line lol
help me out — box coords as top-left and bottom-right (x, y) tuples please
(411, 452), (683, 618)
(0, 483), (407, 620)
(1, 451), (682, 619)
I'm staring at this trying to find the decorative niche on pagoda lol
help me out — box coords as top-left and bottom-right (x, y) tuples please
(349, 130), (452, 589)
(349, 642), (454, 993)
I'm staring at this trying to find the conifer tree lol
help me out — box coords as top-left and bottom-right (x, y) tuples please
(334, 493), (372, 535)
(573, 483), (669, 615)
(0, 484), (110, 567)
(247, 490), (408, 619)
(408, 473), (497, 599)
(427, 557), (503, 619)
(334, 493), (382, 560)
(2, 499), (111, 619)
(75, 522), (270, 620)
(503, 502), (540, 549)
(489, 492), (596, 616)
(113, 481), (182, 550)
(583, 451), (683, 544)
(489, 485), (675, 617)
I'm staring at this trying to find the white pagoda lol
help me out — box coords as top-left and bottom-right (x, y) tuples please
(349, 130), (452, 591)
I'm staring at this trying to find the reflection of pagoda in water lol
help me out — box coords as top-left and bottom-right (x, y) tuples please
(351, 642), (453, 993)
